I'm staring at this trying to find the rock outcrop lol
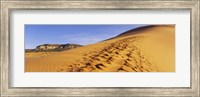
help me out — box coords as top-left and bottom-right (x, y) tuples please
(35, 44), (82, 51)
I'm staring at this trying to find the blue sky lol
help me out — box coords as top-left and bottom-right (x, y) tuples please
(25, 25), (145, 49)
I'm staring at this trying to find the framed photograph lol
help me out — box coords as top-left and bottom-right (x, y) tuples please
(1, 0), (199, 96)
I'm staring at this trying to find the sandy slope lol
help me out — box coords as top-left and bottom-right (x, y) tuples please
(25, 25), (175, 72)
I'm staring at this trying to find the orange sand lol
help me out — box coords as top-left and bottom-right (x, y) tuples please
(25, 25), (175, 72)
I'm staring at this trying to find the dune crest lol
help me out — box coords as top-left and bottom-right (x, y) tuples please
(25, 25), (175, 72)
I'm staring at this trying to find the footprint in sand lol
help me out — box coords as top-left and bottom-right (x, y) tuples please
(65, 36), (159, 72)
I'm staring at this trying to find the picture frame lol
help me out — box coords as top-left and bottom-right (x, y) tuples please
(1, 0), (199, 96)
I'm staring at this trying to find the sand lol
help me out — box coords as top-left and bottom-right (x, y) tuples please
(25, 25), (175, 72)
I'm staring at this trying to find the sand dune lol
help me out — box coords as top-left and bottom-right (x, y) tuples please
(25, 25), (175, 72)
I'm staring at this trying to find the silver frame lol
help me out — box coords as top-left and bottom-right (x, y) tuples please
(1, 0), (199, 96)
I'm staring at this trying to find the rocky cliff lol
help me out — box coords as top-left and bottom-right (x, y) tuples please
(35, 44), (82, 51)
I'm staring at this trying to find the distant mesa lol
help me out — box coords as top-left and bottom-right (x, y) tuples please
(26, 43), (82, 52)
